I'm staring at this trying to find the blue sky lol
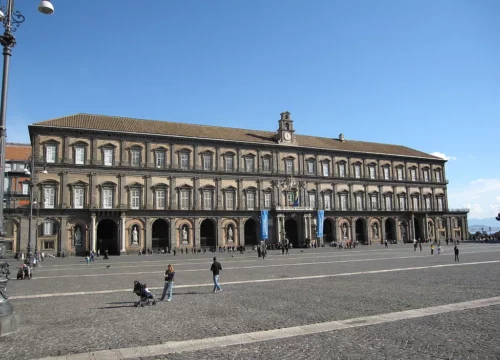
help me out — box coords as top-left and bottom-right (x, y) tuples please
(5, 0), (500, 223)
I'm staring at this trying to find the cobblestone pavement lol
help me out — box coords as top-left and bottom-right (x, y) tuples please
(1, 243), (500, 359)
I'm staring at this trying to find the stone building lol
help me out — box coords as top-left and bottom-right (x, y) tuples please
(5, 112), (469, 255)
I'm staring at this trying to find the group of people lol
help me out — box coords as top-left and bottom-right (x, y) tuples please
(412, 238), (460, 261)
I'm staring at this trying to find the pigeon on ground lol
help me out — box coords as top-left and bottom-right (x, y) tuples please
(106, 265), (111, 268)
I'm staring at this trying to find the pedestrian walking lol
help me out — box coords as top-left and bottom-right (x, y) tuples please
(454, 245), (459, 262)
(419, 242), (422, 251)
(384, 239), (388, 248)
(210, 257), (222, 293)
(437, 244), (441, 254)
(430, 244), (434, 255)
(160, 264), (175, 302)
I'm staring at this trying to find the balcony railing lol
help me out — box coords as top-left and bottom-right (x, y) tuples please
(448, 208), (469, 213)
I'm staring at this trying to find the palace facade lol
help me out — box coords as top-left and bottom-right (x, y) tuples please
(4, 112), (469, 255)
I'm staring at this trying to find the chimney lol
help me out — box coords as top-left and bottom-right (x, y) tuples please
(339, 133), (345, 142)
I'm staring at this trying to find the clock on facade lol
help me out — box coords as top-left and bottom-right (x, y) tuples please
(284, 132), (292, 141)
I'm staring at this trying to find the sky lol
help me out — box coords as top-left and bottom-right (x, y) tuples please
(4, 0), (499, 224)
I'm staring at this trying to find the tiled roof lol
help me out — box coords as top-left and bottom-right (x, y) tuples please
(31, 114), (441, 160)
(6, 143), (31, 161)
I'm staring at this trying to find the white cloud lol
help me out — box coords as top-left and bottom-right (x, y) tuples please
(431, 152), (456, 161)
(448, 178), (500, 219)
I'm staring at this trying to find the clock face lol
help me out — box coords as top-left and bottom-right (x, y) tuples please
(284, 132), (291, 141)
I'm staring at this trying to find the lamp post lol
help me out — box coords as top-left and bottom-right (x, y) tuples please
(0, 1), (55, 258)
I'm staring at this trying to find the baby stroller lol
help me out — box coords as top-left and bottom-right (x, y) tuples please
(133, 280), (156, 307)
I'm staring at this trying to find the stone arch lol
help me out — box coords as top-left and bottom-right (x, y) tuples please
(369, 218), (381, 243)
(322, 217), (335, 243)
(66, 218), (89, 256)
(354, 218), (367, 244)
(151, 218), (170, 250)
(175, 218), (194, 247)
(3, 217), (20, 253)
(244, 217), (258, 246)
(97, 218), (119, 255)
(200, 218), (216, 248)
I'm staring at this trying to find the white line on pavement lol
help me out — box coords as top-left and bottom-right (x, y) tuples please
(34, 295), (500, 360)
(30, 248), (500, 279)
(11, 259), (500, 300)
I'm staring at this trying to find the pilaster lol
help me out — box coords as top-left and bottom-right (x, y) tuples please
(215, 178), (222, 209)
(59, 217), (68, 254)
(194, 145), (199, 170)
(216, 217), (223, 247)
(193, 177), (200, 209)
(63, 136), (70, 164)
(120, 213), (126, 253)
(169, 218), (176, 249)
(146, 141), (153, 168)
(145, 218), (152, 250)
(144, 175), (152, 209)
(34, 135), (41, 160)
(120, 139), (126, 166)
(91, 138), (99, 165)
(91, 213), (96, 252)
(169, 177), (176, 209)
(348, 183), (354, 211)
(332, 183), (337, 210)
(89, 172), (97, 208)
(237, 178), (243, 210)
(60, 171), (69, 208)
(119, 174), (127, 208)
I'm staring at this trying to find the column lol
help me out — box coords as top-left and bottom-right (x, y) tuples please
(348, 184), (354, 211)
(347, 158), (351, 177)
(364, 184), (368, 211)
(60, 171), (69, 208)
(424, 214), (428, 239)
(169, 218), (176, 249)
(316, 182), (321, 209)
(419, 186), (424, 211)
(144, 175), (151, 209)
(194, 145), (199, 170)
(237, 148), (242, 172)
(216, 217), (223, 247)
(216, 178), (222, 209)
(59, 217), (68, 254)
(120, 139), (126, 166)
(91, 138), (99, 165)
(216, 147), (221, 171)
(257, 179), (262, 209)
(91, 214), (97, 252)
(332, 183), (337, 210)
(443, 188), (449, 211)
(350, 220), (355, 242)
(257, 150), (261, 172)
(120, 213), (126, 253)
(431, 187), (436, 210)
(34, 134), (41, 160)
(146, 141), (153, 168)
(272, 150), (278, 173)
(380, 218), (386, 243)
(378, 185), (383, 211)
(119, 174), (127, 208)
(433, 217), (438, 241)
(238, 218), (245, 246)
(170, 177), (176, 209)
(237, 178), (243, 210)
(145, 218), (152, 250)
(170, 144), (175, 168)
(333, 217), (340, 242)
(193, 219), (199, 248)
(411, 214), (415, 240)
(63, 136), (70, 164)
(392, 185), (397, 210)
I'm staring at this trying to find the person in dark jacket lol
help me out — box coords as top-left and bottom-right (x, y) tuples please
(210, 257), (222, 293)
(160, 264), (175, 301)
(454, 245), (459, 262)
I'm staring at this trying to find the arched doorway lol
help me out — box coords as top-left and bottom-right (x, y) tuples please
(285, 218), (299, 248)
(200, 219), (216, 248)
(152, 219), (169, 250)
(385, 218), (395, 242)
(355, 218), (366, 244)
(323, 219), (334, 243)
(244, 218), (258, 246)
(414, 218), (422, 241)
(97, 219), (118, 255)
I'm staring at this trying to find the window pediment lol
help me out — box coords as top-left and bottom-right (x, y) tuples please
(262, 187), (273, 192)
(337, 189), (349, 194)
(40, 179), (59, 186)
(154, 146), (168, 152)
(261, 154), (271, 159)
(152, 182), (169, 188)
(126, 182), (144, 189)
(244, 153), (256, 158)
(177, 147), (192, 153)
(410, 192), (420, 196)
(421, 166), (430, 170)
(222, 186), (236, 192)
(353, 190), (364, 195)
(99, 142), (117, 149)
(395, 164), (404, 169)
(68, 180), (88, 187)
(99, 181), (117, 188)
(200, 150), (214, 155)
(176, 184), (193, 190)
(71, 141), (89, 147)
(127, 144), (144, 150)
(244, 186), (257, 191)
(383, 191), (393, 195)
(283, 155), (295, 160)
(369, 191), (379, 195)
(200, 184), (216, 190)
(222, 151), (236, 157)
(41, 139), (60, 145)
(321, 189), (333, 194)
(320, 159), (331, 163)
(337, 160), (347, 165)
(352, 161), (362, 165)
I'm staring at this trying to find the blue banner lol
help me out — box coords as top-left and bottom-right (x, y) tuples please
(317, 210), (324, 238)
(260, 210), (269, 240)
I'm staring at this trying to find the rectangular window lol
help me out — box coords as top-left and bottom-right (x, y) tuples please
(102, 189), (113, 209)
(371, 195), (378, 210)
(309, 193), (316, 208)
(397, 168), (404, 181)
(43, 221), (53, 236)
(285, 159), (293, 174)
(43, 241), (54, 250)
(385, 195), (392, 211)
(180, 190), (190, 210)
(131, 189), (140, 209)
(262, 157), (270, 171)
(225, 156), (234, 171)
(307, 161), (314, 174)
(131, 149), (141, 166)
(156, 151), (165, 168)
(423, 170), (429, 182)
(383, 167), (390, 180)
(264, 193), (272, 208)
(356, 195), (363, 210)
(245, 157), (254, 172)
(340, 194), (347, 210)
(156, 190), (166, 209)
(104, 149), (113, 166)
(324, 195), (331, 210)
(399, 196), (406, 210)
(3, 177), (8, 192)
(286, 192), (295, 206)
(74, 188), (84, 209)
(203, 154), (212, 171)
(225, 192), (234, 210)
(5, 163), (11, 172)
(412, 197), (419, 210)
(46, 145), (56, 163)
(203, 191), (212, 210)
(436, 171), (442, 182)
(247, 193), (255, 210)
(437, 197), (444, 211)
(22, 183), (29, 195)
(322, 163), (330, 177)
(425, 197), (431, 210)
(44, 187), (55, 209)
(75, 147), (85, 165)
(354, 165), (361, 178)
(410, 169), (417, 181)
(339, 163), (346, 177)
(369, 166), (376, 179)
(180, 153), (189, 170)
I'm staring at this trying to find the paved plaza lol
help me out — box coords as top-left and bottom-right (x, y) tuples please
(1, 242), (500, 359)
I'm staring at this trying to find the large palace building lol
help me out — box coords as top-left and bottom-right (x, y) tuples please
(4, 112), (469, 256)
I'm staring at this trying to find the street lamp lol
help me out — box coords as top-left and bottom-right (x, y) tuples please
(0, 1), (54, 256)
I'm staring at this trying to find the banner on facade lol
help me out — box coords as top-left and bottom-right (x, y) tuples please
(260, 210), (269, 240)
(317, 210), (324, 238)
